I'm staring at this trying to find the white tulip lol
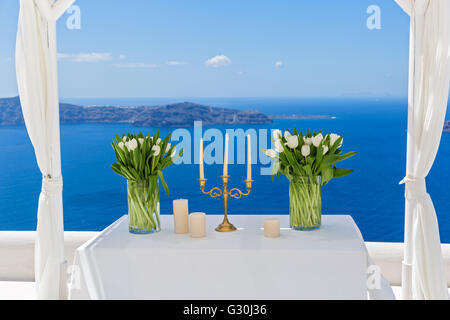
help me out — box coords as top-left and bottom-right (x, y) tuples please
(166, 143), (171, 153)
(301, 144), (311, 157)
(285, 135), (299, 149)
(118, 142), (125, 150)
(312, 133), (323, 147)
(152, 145), (161, 156)
(303, 136), (312, 145)
(323, 146), (329, 155)
(264, 149), (278, 159)
(125, 139), (138, 151)
(274, 139), (284, 153)
(138, 138), (144, 145)
(284, 131), (292, 139)
(329, 133), (341, 147)
(129, 138), (138, 151)
(272, 129), (282, 140)
(272, 159), (280, 174)
(156, 138), (162, 144)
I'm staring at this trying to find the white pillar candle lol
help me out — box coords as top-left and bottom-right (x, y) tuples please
(190, 212), (206, 238)
(247, 134), (252, 181)
(199, 138), (204, 180)
(223, 133), (229, 176)
(173, 199), (189, 234)
(264, 218), (280, 238)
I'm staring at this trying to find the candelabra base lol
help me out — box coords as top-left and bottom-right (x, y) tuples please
(215, 222), (237, 232)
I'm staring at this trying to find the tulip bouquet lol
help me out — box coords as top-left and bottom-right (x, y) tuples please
(111, 131), (182, 234)
(264, 128), (356, 230)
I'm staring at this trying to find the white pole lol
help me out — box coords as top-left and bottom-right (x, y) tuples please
(401, 5), (416, 301)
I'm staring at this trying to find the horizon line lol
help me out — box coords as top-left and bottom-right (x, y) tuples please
(58, 96), (409, 100)
(0, 95), (409, 100)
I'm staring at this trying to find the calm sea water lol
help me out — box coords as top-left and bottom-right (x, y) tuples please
(1, 98), (449, 243)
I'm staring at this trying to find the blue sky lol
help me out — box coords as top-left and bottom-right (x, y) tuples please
(0, 0), (410, 98)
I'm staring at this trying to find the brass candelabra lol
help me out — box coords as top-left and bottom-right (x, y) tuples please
(199, 176), (253, 232)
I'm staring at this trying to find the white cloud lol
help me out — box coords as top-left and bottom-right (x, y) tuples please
(119, 54), (127, 60)
(58, 52), (113, 63)
(274, 61), (283, 68)
(166, 61), (187, 65)
(205, 55), (232, 68)
(113, 63), (157, 69)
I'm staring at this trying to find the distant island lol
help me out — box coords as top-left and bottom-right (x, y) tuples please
(269, 114), (335, 120)
(0, 97), (272, 127)
(2, 96), (446, 131)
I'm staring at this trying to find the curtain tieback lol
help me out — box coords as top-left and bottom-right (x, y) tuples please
(399, 175), (427, 200)
(42, 175), (63, 195)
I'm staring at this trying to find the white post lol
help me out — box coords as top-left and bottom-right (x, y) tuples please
(401, 5), (416, 301)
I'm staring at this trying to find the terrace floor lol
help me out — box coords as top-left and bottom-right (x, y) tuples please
(0, 281), (413, 300)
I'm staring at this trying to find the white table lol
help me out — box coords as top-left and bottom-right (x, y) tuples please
(68, 215), (368, 300)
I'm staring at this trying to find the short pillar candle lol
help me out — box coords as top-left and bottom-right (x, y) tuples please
(173, 199), (189, 234)
(190, 212), (206, 238)
(264, 218), (280, 238)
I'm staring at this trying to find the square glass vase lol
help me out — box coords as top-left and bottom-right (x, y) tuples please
(127, 179), (160, 234)
(289, 176), (322, 230)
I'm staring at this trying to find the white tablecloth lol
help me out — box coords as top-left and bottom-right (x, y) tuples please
(69, 215), (369, 300)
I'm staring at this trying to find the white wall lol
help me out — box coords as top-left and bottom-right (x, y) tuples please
(1, 231), (450, 286)
(0, 231), (96, 281)
(366, 242), (450, 286)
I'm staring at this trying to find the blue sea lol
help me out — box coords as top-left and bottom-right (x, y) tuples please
(1, 98), (449, 243)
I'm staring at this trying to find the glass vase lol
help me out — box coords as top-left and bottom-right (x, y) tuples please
(289, 176), (322, 230)
(127, 178), (160, 234)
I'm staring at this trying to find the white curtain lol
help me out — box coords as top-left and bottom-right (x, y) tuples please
(16, 0), (75, 300)
(395, 0), (450, 300)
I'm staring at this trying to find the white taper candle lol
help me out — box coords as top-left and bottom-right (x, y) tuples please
(247, 134), (252, 181)
(199, 138), (204, 180)
(223, 133), (229, 176)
